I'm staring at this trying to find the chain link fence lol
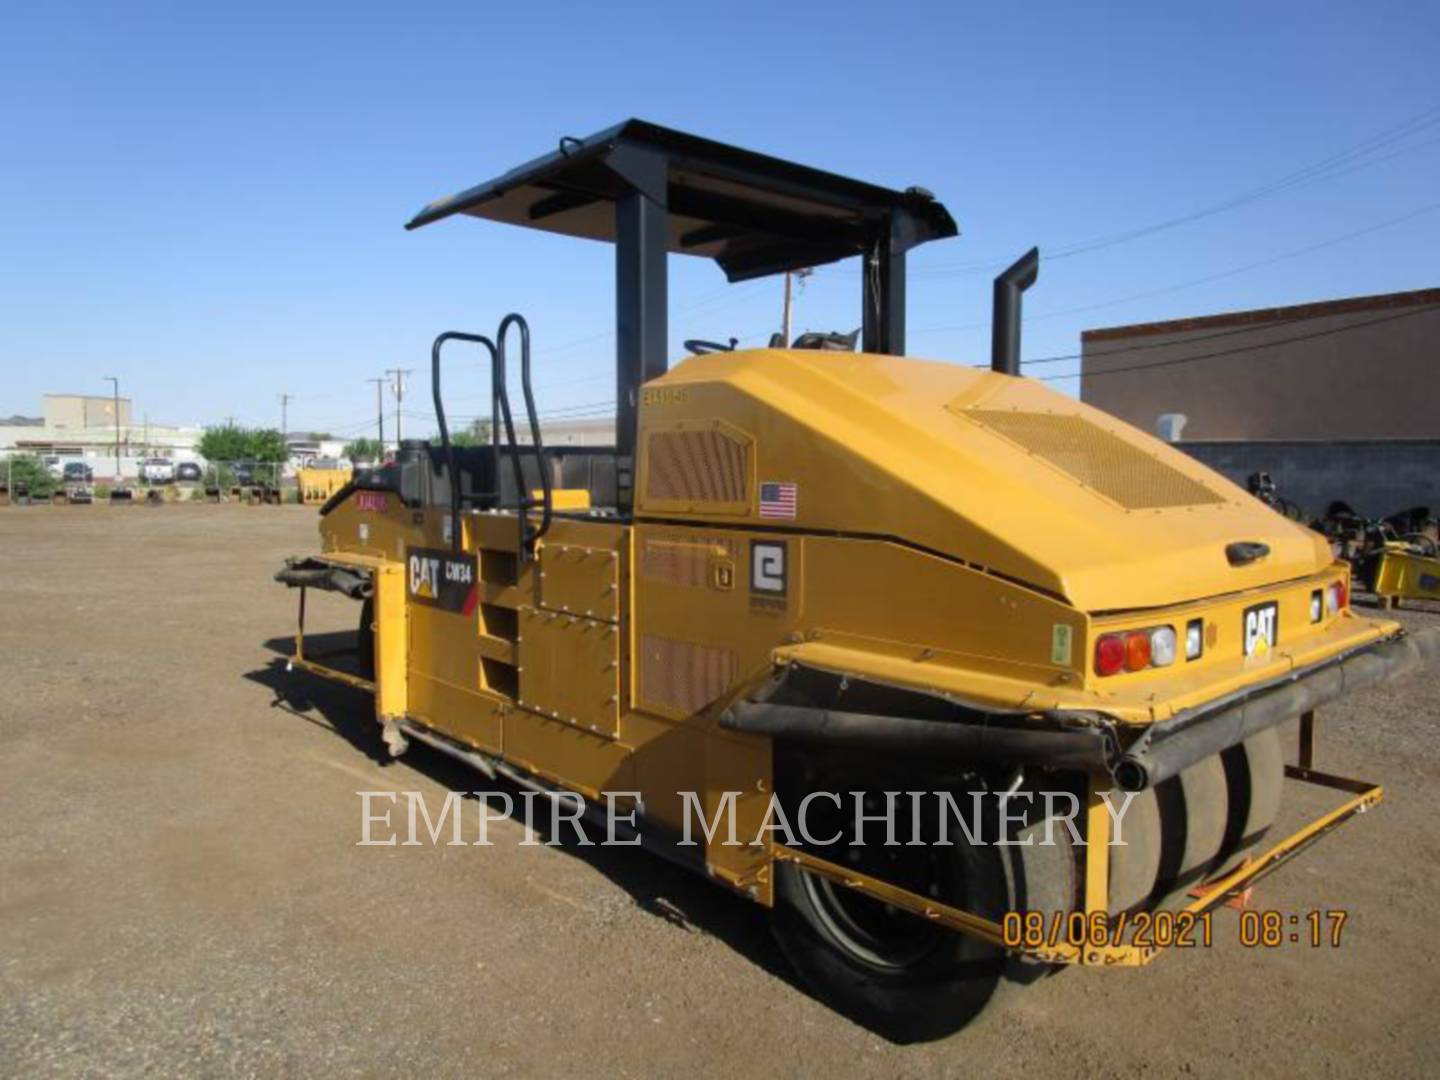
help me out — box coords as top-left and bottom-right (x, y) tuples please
(0, 453), (302, 506)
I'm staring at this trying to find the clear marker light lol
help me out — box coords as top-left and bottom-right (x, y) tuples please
(1150, 626), (1178, 667)
(1310, 590), (1323, 623)
(1185, 619), (1204, 660)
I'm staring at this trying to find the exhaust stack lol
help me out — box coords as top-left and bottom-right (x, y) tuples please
(991, 247), (1040, 375)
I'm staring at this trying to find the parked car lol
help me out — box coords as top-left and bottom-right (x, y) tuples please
(62, 461), (93, 483)
(175, 461), (203, 482)
(140, 457), (175, 483)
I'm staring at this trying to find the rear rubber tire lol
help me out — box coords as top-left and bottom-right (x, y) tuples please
(1107, 786), (1162, 913)
(1211, 729), (1284, 877)
(1151, 754), (1229, 909)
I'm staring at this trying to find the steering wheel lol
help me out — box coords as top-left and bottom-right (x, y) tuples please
(683, 338), (738, 355)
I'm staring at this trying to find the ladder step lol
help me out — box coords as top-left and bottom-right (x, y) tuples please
(476, 633), (518, 665)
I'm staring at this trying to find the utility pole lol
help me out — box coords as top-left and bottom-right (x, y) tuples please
(385, 368), (412, 444)
(278, 393), (293, 441)
(366, 377), (386, 449)
(782, 272), (793, 347)
(104, 376), (120, 481)
(780, 268), (812, 347)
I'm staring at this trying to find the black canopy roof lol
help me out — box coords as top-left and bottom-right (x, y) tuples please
(405, 119), (958, 281)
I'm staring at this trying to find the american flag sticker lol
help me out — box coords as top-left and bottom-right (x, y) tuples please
(759, 481), (798, 520)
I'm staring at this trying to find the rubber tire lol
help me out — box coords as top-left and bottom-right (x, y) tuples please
(772, 781), (1077, 1043)
(1107, 787), (1162, 914)
(770, 782), (1085, 1041)
(1150, 754), (1230, 909)
(357, 597), (375, 681)
(773, 852), (1007, 1041)
(1211, 729), (1284, 877)
(1000, 787), (1080, 986)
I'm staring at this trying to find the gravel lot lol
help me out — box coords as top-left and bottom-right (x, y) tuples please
(1, 504), (1437, 1078)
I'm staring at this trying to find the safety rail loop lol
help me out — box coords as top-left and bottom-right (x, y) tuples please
(429, 316), (553, 559)
(496, 313), (553, 558)
(431, 330), (496, 552)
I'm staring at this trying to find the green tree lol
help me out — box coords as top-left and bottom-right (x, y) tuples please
(450, 419), (492, 448)
(3, 453), (57, 497)
(198, 424), (288, 463)
(197, 423), (250, 463)
(249, 429), (288, 462)
(343, 437), (384, 462)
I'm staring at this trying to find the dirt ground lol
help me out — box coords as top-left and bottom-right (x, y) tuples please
(1, 503), (1437, 1078)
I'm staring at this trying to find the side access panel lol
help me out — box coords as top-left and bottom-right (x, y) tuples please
(517, 609), (621, 737)
(507, 522), (634, 798)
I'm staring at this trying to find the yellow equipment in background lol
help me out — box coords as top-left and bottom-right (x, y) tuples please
(1371, 542), (1440, 607)
(275, 121), (1438, 1042)
(297, 461), (353, 505)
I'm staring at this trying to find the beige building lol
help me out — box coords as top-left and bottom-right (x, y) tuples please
(1, 394), (201, 480)
(44, 394), (134, 431)
(1081, 287), (1439, 440)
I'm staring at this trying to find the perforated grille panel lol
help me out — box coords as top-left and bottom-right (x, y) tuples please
(964, 409), (1224, 510)
(645, 429), (748, 505)
(641, 535), (737, 587)
(638, 635), (737, 716)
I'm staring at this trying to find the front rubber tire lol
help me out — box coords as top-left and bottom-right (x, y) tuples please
(771, 843), (1008, 1043)
(768, 785), (1078, 1042)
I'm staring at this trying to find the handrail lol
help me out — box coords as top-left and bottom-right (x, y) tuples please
(429, 316), (554, 560)
(431, 330), (498, 551)
(497, 313), (553, 555)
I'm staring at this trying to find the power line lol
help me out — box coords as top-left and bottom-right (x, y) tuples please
(913, 198), (1440, 336)
(1019, 312), (1313, 368)
(905, 104), (1440, 276)
(1043, 106), (1440, 262)
(1023, 310), (1347, 367)
(1041, 303), (1439, 382)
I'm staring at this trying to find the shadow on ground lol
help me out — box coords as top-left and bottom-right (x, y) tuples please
(245, 639), (813, 1007)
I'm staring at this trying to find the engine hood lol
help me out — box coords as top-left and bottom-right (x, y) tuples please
(638, 349), (1334, 612)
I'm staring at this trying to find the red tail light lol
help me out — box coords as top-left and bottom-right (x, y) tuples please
(1095, 634), (1125, 676)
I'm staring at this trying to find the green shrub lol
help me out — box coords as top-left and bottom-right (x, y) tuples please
(3, 454), (57, 497)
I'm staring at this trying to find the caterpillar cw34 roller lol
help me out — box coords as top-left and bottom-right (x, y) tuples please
(276, 121), (1438, 1041)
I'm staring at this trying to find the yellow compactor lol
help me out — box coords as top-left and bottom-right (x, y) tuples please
(277, 121), (1438, 1041)
(297, 460), (354, 505)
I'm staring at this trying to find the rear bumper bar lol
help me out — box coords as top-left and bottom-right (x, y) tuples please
(725, 628), (1438, 792)
(1114, 627), (1439, 791)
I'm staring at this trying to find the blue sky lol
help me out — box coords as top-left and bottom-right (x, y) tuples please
(2, 1), (1437, 440)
